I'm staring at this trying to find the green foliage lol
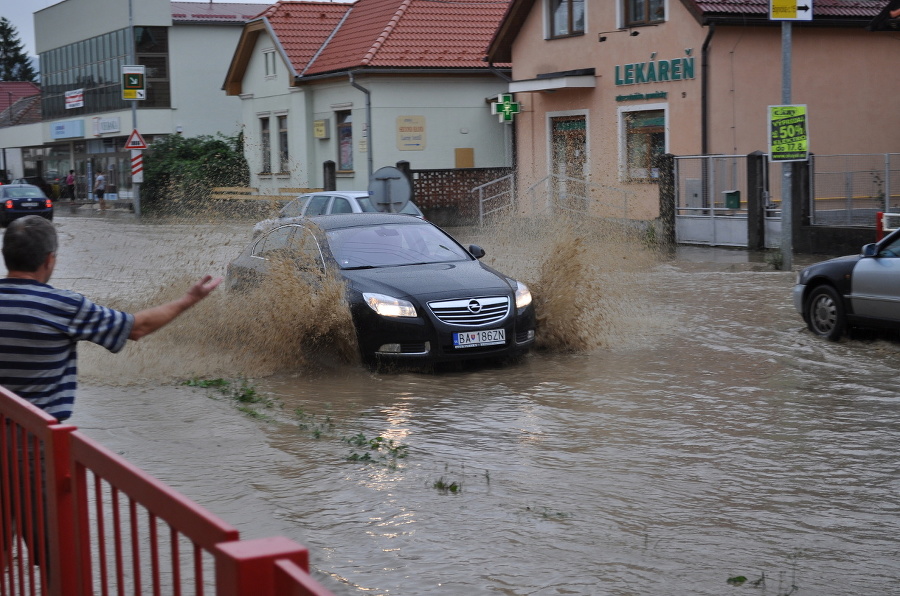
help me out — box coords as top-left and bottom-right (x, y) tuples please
(0, 18), (37, 82)
(433, 477), (462, 494)
(343, 432), (409, 467)
(142, 133), (249, 213)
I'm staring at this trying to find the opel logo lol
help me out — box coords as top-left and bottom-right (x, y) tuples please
(467, 300), (482, 314)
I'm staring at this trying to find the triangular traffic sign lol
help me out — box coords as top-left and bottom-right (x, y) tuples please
(125, 129), (148, 150)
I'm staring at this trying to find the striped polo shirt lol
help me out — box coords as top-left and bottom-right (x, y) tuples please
(0, 278), (135, 421)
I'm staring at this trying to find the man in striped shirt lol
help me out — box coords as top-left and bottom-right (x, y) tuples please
(0, 216), (222, 421)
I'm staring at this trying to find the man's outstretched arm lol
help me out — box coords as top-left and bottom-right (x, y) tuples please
(129, 275), (222, 341)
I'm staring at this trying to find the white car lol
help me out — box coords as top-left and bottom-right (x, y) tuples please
(254, 191), (424, 236)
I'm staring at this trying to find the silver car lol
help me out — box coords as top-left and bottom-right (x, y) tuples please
(254, 191), (424, 236)
(793, 227), (900, 339)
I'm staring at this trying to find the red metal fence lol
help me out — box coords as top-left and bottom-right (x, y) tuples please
(0, 386), (336, 596)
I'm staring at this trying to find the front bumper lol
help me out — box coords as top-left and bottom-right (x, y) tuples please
(351, 301), (536, 363)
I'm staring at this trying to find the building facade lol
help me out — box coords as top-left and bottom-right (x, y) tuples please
(223, 0), (515, 194)
(0, 0), (264, 198)
(487, 0), (900, 221)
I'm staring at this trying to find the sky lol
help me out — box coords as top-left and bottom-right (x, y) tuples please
(6, 0), (278, 58)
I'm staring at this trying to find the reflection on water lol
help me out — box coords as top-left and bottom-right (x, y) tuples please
(50, 214), (900, 595)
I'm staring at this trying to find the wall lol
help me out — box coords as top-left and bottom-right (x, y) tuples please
(34, 0), (172, 53)
(167, 24), (245, 138)
(505, 0), (900, 222)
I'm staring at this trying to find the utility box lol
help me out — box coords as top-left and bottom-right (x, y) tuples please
(723, 190), (740, 209)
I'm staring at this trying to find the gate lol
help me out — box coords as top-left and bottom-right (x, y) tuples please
(675, 155), (753, 247)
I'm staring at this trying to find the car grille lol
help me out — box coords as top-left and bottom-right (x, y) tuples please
(428, 296), (510, 326)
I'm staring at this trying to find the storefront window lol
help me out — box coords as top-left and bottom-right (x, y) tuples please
(623, 109), (665, 182)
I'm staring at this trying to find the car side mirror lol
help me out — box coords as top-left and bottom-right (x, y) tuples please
(862, 243), (878, 257)
(468, 244), (485, 259)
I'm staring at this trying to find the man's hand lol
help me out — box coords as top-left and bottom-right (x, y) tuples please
(130, 275), (224, 341)
(186, 275), (223, 304)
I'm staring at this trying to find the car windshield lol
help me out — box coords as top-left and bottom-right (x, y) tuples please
(327, 223), (470, 269)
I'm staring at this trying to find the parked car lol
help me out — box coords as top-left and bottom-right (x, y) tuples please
(228, 213), (536, 366)
(794, 227), (900, 340)
(0, 184), (54, 227)
(11, 176), (58, 198)
(253, 191), (424, 236)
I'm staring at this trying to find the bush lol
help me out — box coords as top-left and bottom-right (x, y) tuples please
(142, 133), (249, 214)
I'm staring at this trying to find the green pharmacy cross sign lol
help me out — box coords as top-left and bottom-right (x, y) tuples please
(491, 94), (520, 123)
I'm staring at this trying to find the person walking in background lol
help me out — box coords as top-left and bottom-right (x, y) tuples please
(93, 171), (106, 210)
(65, 170), (76, 201)
(0, 216), (222, 422)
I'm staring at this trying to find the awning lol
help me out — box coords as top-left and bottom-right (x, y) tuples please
(507, 68), (595, 93)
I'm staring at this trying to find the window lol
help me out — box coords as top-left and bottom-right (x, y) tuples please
(264, 50), (276, 77)
(550, 0), (584, 37)
(260, 117), (271, 173)
(624, 0), (665, 27)
(337, 111), (353, 172)
(278, 115), (289, 173)
(623, 108), (665, 182)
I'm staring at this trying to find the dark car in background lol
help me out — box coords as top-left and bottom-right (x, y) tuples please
(794, 227), (900, 340)
(11, 176), (57, 199)
(0, 184), (54, 227)
(228, 213), (536, 366)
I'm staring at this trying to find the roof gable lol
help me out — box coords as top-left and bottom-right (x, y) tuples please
(223, 1), (350, 95)
(287, 0), (510, 76)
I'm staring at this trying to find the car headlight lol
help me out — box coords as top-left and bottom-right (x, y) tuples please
(363, 292), (417, 317)
(514, 281), (532, 309)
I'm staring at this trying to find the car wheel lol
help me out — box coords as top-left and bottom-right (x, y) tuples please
(806, 285), (845, 340)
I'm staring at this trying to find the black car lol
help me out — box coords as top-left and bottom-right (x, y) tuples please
(0, 184), (54, 227)
(11, 176), (56, 199)
(793, 227), (900, 340)
(227, 213), (536, 365)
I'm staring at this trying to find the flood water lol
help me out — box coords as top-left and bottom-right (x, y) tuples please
(44, 209), (900, 595)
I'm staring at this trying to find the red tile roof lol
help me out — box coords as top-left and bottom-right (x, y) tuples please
(263, 0), (511, 77)
(261, 2), (352, 74)
(171, 2), (270, 23)
(0, 82), (40, 113)
(684, 0), (882, 20)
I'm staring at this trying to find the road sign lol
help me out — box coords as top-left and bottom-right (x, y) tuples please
(122, 65), (146, 100)
(368, 166), (412, 213)
(770, 0), (813, 21)
(125, 129), (148, 150)
(768, 105), (809, 162)
(131, 150), (144, 184)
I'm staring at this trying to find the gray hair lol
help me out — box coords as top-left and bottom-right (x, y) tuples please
(2, 216), (58, 272)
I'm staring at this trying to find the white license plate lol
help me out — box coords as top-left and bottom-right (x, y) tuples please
(453, 328), (505, 348)
(20, 202), (38, 207)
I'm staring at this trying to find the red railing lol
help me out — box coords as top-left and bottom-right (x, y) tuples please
(0, 386), (335, 596)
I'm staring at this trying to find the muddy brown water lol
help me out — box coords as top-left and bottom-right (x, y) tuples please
(35, 211), (900, 594)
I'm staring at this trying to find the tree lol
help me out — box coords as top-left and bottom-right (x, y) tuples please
(142, 133), (250, 214)
(0, 17), (37, 82)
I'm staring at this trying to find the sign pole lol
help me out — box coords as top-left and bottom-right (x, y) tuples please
(780, 21), (793, 270)
(129, 0), (141, 217)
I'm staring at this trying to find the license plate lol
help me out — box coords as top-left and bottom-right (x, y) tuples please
(453, 328), (505, 348)
(20, 202), (37, 207)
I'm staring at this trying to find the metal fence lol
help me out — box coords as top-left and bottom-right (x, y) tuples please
(809, 153), (900, 226)
(0, 386), (336, 596)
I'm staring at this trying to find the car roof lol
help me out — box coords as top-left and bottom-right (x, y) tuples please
(301, 191), (370, 198)
(305, 212), (428, 231)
